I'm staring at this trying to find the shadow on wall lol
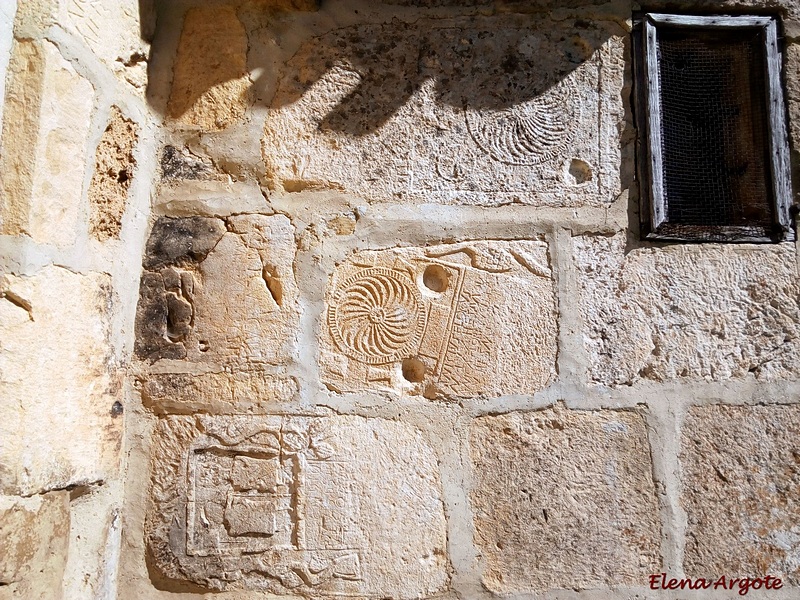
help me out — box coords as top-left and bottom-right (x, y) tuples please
(143, 0), (624, 136)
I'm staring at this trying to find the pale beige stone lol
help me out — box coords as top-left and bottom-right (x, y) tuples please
(682, 404), (800, 585)
(168, 6), (250, 130)
(89, 106), (138, 241)
(0, 267), (121, 496)
(470, 406), (661, 593)
(262, 16), (623, 206)
(135, 215), (300, 368)
(320, 241), (557, 399)
(64, 0), (150, 91)
(0, 492), (69, 599)
(146, 415), (449, 597)
(0, 39), (94, 247)
(575, 234), (800, 386)
(141, 371), (299, 414)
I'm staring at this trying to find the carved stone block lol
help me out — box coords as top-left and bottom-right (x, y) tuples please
(146, 415), (448, 597)
(262, 16), (624, 206)
(134, 214), (299, 368)
(470, 406), (661, 593)
(574, 234), (800, 386)
(320, 241), (557, 398)
(682, 404), (800, 585)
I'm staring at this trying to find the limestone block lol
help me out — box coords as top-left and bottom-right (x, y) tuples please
(0, 39), (94, 247)
(682, 404), (800, 584)
(141, 371), (299, 414)
(89, 106), (138, 241)
(0, 267), (121, 496)
(146, 415), (448, 597)
(168, 6), (250, 130)
(470, 407), (661, 593)
(134, 215), (299, 368)
(0, 492), (69, 599)
(786, 44), (800, 150)
(320, 241), (557, 399)
(575, 234), (800, 386)
(262, 16), (624, 205)
(64, 0), (150, 91)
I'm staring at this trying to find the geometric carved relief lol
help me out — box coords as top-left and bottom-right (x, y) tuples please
(262, 16), (623, 206)
(147, 416), (448, 597)
(321, 241), (557, 399)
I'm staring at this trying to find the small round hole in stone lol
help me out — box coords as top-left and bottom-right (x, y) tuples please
(422, 264), (449, 293)
(401, 356), (426, 383)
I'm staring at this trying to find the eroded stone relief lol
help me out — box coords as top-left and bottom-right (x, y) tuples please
(470, 406), (661, 593)
(147, 415), (448, 597)
(262, 16), (624, 206)
(321, 241), (557, 398)
(134, 214), (299, 367)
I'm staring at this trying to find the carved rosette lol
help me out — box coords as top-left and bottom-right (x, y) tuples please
(465, 79), (577, 166)
(328, 267), (426, 365)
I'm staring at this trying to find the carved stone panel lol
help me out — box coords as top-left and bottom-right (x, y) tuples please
(262, 16), (624, 206)
(134, 214), (299, 368)
(146, 415), (448, 597)
(320, 241), (557, 398)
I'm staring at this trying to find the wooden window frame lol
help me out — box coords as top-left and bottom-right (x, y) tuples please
(635, 13), (793, 242)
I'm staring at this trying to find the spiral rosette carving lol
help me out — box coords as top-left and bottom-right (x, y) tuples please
(465, 79), (577, 166)
(328, 267), (426, 365)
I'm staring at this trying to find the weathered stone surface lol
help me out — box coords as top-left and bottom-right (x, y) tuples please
(320, 241), (557, 399)
(168, 6), (250, 130)
(0, 39), (94, 247)
(64, 0), (150, 91)
(146, 415), (448, 597)
(470, 407), (661, 593)
(262, 16), (623, 205)
(0, 492), (70, 599)
(141, 371), (299, 414)
(89, 106), (138, 241)
(682, 404), (800, 584)
(160, 145), (218, 181)
(135, 215), (299, 367)
(575, 234), (800, 386)
(786, 44), (800, 149)
(0, 267), (121, 496)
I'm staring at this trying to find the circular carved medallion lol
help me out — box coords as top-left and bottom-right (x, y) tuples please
(328, 267), (426, 365)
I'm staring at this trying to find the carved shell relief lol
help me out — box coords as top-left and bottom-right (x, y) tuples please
(464, 77), (579, 166)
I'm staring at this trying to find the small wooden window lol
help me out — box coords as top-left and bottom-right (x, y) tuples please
(634, 14), (793, 242)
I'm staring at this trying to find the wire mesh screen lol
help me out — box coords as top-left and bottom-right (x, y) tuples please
(656, 27), (774, 230)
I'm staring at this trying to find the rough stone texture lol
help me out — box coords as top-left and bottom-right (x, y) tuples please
(0, 39), (94, 247)
(141, 371), (300, 414)
(786, 44), (800, 152)
(64, 0), (150, 91)
(262, 16), (624, 205)
(146, 415), (448, 597)
(0, 267), (121, 496)
(168, 6), (250, 130)
(470, 407), (661, 593)
(135, 215), (299, 367)
(89, 106), (138, 241)
(682, 404), (800, 585)
(575, 234), (800, 386)
(320, 241), (557, 399)
(0, 492), (70, 599)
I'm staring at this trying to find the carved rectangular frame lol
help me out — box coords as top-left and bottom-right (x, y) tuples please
(635, 13), (793, 242)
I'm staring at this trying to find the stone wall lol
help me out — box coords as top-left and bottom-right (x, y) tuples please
(0, 0), (156, 598)
(2, 0), (800, 599)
